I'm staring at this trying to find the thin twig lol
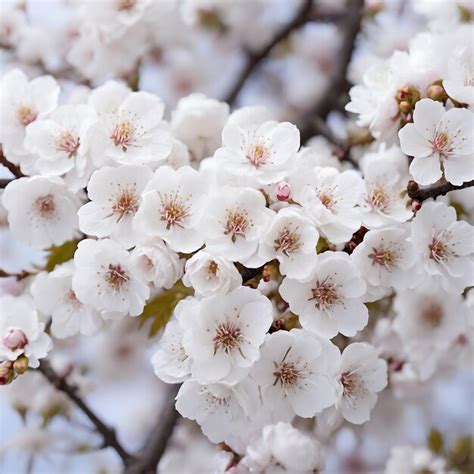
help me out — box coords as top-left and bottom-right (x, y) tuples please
(407, 179), (474, 203)
(37, 360), (134, 466)
(0, 145), (24, 179)
(299, 0), (365, 142)
(0, 178), (14, 188)
(224, 0), (313, 105)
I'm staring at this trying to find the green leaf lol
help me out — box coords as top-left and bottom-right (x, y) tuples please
(139, 282), (193, 337)
(45, 239), (81, 272)
(427, 428), (444, 454)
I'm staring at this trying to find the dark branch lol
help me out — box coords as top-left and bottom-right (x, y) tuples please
(37, 360), (134, 465)
(127, 384), (180, 474)
(299, 0), (365, 142)
(0, 145), (24, 179)
(224, 0), (313, 105)
(407, 179), (474, 203)
(0, 179), (14, 189)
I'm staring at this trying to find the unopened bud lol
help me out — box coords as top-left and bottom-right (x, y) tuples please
(13, 355), (29, 375)
(411, 200), (422, 212)
(0, 361), (14, 385)
(427, 84), (448, 102)
(3, 328), (28, 351)
(275, 181), (291, 201)
(398, 101), (412, 114)
(407, 180), (419, 193)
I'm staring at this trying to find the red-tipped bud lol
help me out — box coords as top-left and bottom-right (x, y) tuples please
(3, 328), (28, 351)
(275, 181), (291, 201)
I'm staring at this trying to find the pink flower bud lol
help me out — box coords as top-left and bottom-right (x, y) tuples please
(0, 361), (13, 385)
(3, 327), (28, 351)
(275, 181), (291, 201)
(411, 200), (422, 212)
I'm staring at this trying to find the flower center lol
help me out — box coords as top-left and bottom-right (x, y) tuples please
(111, 121), (135, 151)
(104, 264), (129, 290)
(273, 361), (300, 387)
(340, 371), (366, 401)
(369, 186), (390, 210)
(159, 191), (191, 230)
(309, 278), (338, 310)
(117, 0), (136, 11)
(3, 327), (28, 351)
(274, 227), (301, 256)
(112, 189), (139, 222)
(428, 236), (450, 263)
(17, 105), (37, 126)
(56, 131), (80, 158)
(430, 131), (451, 157)
(213, 322), (243, 355)
(368, 247), (397, 270)
(35, 194), (55, 217)
(207, 260), (218, 278)
(246, 144), (269, 168)
(65, 289), (82, 309)
(224, 209), (250, 243)
(319, 193), (333, 209)
(421, 302), (443, 328)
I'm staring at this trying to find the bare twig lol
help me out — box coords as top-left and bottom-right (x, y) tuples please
(299, 0), (365, 142)
(0, 179), (14, 188)
(0, 145), (24, 179)
(224, 0), (313, 105)
(407, 179), (474, 203)
(37, 360), (134, 466)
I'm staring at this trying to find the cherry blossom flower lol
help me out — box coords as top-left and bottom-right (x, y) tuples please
(181, 286), (273, 384)
(399, 99), (474, 185)
(88, 83), (172, 166)
(291, 167), (364, 244)
(24, 104), (97, 177)
(385, 445), (447, 474)
(199, 187), (274, 266)
(72, 238), (150, 319)
(279, 252), (368, 338)
(240, 422), (325, 474)
(2, 176), (80, 250)
(410, 201), (474, 293)
(78, 164), (153, 248)
(0, 295), (52, 368)
(215, 119), (300, 185)
(134, 165), (208, 253)
(0, 69), (59, 168)
(351, 227), (419, 290)
(335, 342), (387, 424)
(171, 93), (229, 160)
(443, 46), (474, 108)
(30, 262), (103, 339)
(131, 239), (184, 289)
(258, 206), (319, 280)
(182, 250), (242, 296)
(250, 329), (338, 419)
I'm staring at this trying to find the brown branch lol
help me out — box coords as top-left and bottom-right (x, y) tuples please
(0, 145), (24, 179)
(0, 178), (14, 188)
(37, 360), (134, 466)
(407, 179), (474, 203)
(299, 0), (365, 142)
(223, 0), (313, 105)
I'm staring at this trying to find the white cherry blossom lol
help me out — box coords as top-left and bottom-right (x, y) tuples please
(258, 206), (319, 281)
(335, 342), (387, 424)
(410, 201), (474, 292)
(72, 238), (150, 319)
(399, 99), (474, 185)
(182, 250), (242, 296)
(78, 164), (153, 248)
(250, 329), (338, 420)
(291, 167), (364, 244)
(181, 286), (273, 384)
(279, 252), (368, 338)
(199, 187), (274, 266)
(134, 165), (208, 253)
(24, 104), (97, 177)
(385, 446), (447, 474)
(2, 176), (80, 250)
(30, 262), (103, 339)
(0, 295), (52, 368)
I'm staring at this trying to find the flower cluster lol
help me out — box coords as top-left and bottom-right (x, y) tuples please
(0, 1), (473, 472)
